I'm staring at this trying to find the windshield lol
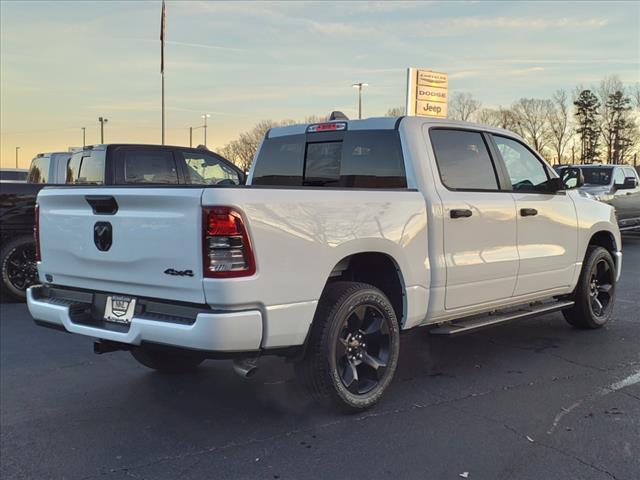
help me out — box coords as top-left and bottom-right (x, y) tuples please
(581, 167), (613, 186)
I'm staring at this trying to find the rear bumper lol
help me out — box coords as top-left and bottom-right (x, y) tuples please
(26, 285), (262, 352)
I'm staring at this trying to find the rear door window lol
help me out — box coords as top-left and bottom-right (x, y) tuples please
(581, 168), (613, 186)
(430, 129), (498, 190)
(182, 151), (240, 185)
(252, 130), (407, 188)
(123, 150), (178, 184)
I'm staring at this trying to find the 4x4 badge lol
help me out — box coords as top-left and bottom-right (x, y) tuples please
(164, 268), (194, 277)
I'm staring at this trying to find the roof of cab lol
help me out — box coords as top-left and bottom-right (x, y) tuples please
(267, 116), (524, 141)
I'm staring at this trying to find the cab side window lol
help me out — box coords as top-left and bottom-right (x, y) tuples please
(183, 152), (240, 185)
(493, 135), (549, 193)
(613, 168), (625, 186)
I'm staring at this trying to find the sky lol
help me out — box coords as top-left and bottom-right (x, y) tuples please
(1, 0), (639, 168)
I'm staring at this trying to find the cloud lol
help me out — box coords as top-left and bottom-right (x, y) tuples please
(449, 66), (546, 79)
(507, 67), (546, 76)
(440, 16), (609, 30)
(119, 37), (245, 53)
(166, 40), (246, 52)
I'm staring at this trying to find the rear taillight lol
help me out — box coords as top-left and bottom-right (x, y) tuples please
(34, 204), (41, 262)
(203, 207), (255, 278)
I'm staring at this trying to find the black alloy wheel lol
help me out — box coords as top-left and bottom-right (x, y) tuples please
(1, 236), (38, 301)
(588, 258), (614, 318)
(335, 304), (391, 395)
(563, 245), (616, 329)
(297, 281), (400, 411)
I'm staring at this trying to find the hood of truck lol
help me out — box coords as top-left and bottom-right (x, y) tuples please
(36, 187), (206, 304)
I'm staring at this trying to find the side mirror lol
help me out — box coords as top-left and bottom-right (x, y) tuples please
(559, 167), (584, 189)
(546, 177), (565, 192)
(615, 177), (638, 190)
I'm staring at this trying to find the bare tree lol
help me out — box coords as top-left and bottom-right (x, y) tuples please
(304, 114), (329, 123)
(385, 107), (405, 117)
(218, 119), (295, 172)
(475, 108), (496, 126)
(547, 89), (572, 164)
(448, 92), (482, 122)
(512, 98), (553, 154)
(474, 106), (519, 130)
(631, 83), (640, 110)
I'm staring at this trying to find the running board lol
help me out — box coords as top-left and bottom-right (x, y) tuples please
(429, 300), (575, 336)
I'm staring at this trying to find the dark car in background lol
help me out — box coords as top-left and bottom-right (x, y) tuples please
(1, 145), (242, 301)
(557, 164), (640, 232)
(0, 168), (29, 183)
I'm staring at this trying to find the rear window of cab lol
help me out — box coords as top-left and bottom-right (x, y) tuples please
(252, 130), (407, 189)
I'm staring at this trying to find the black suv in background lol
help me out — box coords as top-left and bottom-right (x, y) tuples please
(0, 144), (243, 301)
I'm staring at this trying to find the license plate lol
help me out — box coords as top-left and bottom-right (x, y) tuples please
(104, 295), (136, 324)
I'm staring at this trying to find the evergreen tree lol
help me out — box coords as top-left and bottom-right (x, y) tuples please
(605, 90), (632, 164)
(574, 90), (600, 163)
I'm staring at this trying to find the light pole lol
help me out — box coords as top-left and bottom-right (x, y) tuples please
(201, 113), (211, 147)
(98, 117), (108, 143)
(352, 82), (368, 119)
(15, 147), (20, 168)
(189, 125), (204, 148)
(81, 127), (86, 148)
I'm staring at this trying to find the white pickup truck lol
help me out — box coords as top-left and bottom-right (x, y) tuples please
(27, 117), (622, 410)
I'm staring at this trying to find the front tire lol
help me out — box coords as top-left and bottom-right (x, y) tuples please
(130, 347), (205, 373)
(1, 235), (38, 301)
(563, 246), (616, 329)
(296, 281), (400, 411)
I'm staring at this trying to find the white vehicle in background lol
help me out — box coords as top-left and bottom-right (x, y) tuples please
(26, 152), (72, 184)
(28, 115), (622, 410)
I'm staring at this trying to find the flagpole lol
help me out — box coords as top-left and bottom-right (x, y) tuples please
(162, 71), (165, 145)
(160, 0), (166, 145)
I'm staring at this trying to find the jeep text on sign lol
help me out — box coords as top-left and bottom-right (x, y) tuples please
(406, 68), (448, 118)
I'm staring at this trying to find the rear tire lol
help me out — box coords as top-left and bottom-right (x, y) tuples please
(563, 246), (616, 329)
(1, 235), (38, 302)
(296, 281), (400, 412)
(130, 347), (205, 373)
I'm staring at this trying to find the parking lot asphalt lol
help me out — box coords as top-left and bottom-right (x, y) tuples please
(1, 235), (639, 480)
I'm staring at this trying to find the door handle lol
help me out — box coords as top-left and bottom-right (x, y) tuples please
(450, 209), (473, 219)
(86, 195), (118, 215)
(520, 208), (538, 217)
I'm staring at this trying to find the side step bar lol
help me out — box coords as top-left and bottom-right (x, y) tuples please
(429, 300), (575, 336)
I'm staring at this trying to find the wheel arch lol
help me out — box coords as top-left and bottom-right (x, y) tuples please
(317, 251), (407, 328)
(587, 230), (618, 256)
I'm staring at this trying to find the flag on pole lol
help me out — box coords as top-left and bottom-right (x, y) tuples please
(160, 0), (166, 74)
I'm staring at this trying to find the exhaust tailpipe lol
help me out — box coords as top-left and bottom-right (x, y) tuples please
(233, 357), (259, 378)
(94, 340), (129, 355)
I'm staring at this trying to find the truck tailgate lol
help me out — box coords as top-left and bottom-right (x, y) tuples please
(37, 187), (206, 304)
